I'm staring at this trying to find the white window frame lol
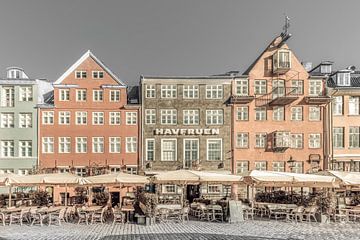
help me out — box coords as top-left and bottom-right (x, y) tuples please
(125, 137), (137, 153)
(59, 89), (70, 101)
(19, 113), (32, 128)
(337, 72), (351, 86)
(109, 137), (121, 153)
(349, 127), (360, 149)
(92, 137), (104, 153)
(237, 106), (248, 121)
(183, 138), (199, 168)
(254, 80), (267, 95)
(76, 89), (87, 102)
(349, 96), (360, 115)
(109, 90), (120, 102)
(19, 140), (32, 157)
(92, 71), (104, 79)
(273, 107), (284, 121)
(290, 107), (303, 121)
(183, 85), (199, 99)
(1, 140), (14, 157)
(333, 127), (344, 149)
(183, 110), (199, 125)
(160, 109), (177, 125)
(255, 133), (267, 148)
(309, 80), (323, 96)
(42, 111), (54, 125)
(58, 111), (70, 125)
(236, 79), (248, 96)
(272, 162), (285, 172)
(161, 85), (177, 99)
(93, 90), (103, 102)
(206, 109), (223, 125)
(145, 138), (155, 161)
(255, 107), (266, 121)
(236, 133), (249, 148)
(206, 139), (222, 161)
(1, 113), (14, 128)
(290, 133), (303, 149)
(291, 80), (303, 95)
(58, 137), (71, 153)
(1, 87), (14, 107)
(207, 184), (222, 194)
(309, 106), (321, 121)
(19, 86), (33, 102)
(75, 70), (87, 79)
(161, 139), (177, 161)
(206, 85), (223, 99)
(75, 111), (87, 125)
(145, 85), (156, 98)
(42, 137), (54, 154)
(255, 161), (267, 171)
(126, 112), (137, 125)
(92, 112), (104, 125)
(236, 161), (249, 174)
(309, 133), (321, 149)
(109, 112), (121, 125)
(145, 109), (156, 125)
(76, 137), (87, 153)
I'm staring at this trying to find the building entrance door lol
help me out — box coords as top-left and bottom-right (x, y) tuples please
(110, 192), (120, 207)
(186, 185), (200, 203)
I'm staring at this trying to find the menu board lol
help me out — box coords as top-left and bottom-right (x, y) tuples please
(229, 200), (244, 223)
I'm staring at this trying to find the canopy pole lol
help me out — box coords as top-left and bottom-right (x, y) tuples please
(8, 185), (12, 207)
(65, 184), (68, 206)
(88, 186), (93, 206)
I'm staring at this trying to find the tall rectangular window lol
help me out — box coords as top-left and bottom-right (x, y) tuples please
(332, 96), (343, 115)
(272, 80), (285, 98)
(206, 85), (223, 99)
(146, 85), (156, 98)
(291, 107), (302, 121)
(75, 71), (86, 79)
(337, 72), (350, 86)
(76, 111), (87, 125)
(1, 87), (14, 107)
(236, 161), (249, 174)
(291, 134), (303, 149)
(1, 140), (14, 157)
(93, 90), (103, 102)
(309, 106), (321, 121)
(349, 127), (360, 148)
(58, 137), (71, 153)
(59, 111), (70, 125)
(272, 162), (285, 172)
(183, 85), (199, 99)
(92, 71), (104, 79)
(273, 107), (284, 121)
(254, 80), (267, 95)
(183, 110), (199, 125)
(59, 89), (70, 101)
(19, 113), (32, 128)
(207, 139), (222, 161)
(145, 109), (156, 125)
(291, 162), (303, 173)
(161, 109), (177, 125)
(206, 109), (223, 125)
(146, 139), (155, 161)
(110, 90), (120, 102)
(349, 96), (360, 115)
(161, 85), (177, 98)
(109, 112), (121, 125)
(76, 89), (87, 101)
(291, 80), (303, 95)
(237, 106), (248, 121)
(42, 111), (54, 125)
(309, 80), (322, 96)
(333, 127), (344, 148)
(236, 133), (249, 148)
(309, 133), (321, 149)
(236, 79), (248, 96)
(255, 133), (267, 148)
(109, 137), (121, 153)
(126, 112), (137, 125)
(19, 140), (32, 157)
(92, 137), (104, 153)
(1, 113), (14, 128)
(19, 86), (33, 101)
(184, 139), (199, 168)
(76, 137), (87, 153)
(92, 112), (104, 125)
(125, 137), (137, 153)
(255, 161), (267, 171)
(255, 107), (266, 121)
(42, 137), (54, 153)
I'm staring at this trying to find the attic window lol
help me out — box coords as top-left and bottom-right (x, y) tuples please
(92, 71), (104, 79)
(320, 65), (332, 74)
(337, 72), (350, 86)
(7, 69), (22, 79)
(273, 49), (291, 73)
(75, 71), (87, 79)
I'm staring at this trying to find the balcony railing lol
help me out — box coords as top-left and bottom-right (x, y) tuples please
(255, 87), (299, 107)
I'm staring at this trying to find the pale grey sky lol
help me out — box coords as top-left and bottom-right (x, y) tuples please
(0, 0), (358, 85)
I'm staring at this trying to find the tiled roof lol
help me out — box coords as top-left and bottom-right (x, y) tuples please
(327, 74), (360, 88)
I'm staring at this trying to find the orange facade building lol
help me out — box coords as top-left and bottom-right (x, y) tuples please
(231, 34), (331, 175)
(38, 51), (140, 176)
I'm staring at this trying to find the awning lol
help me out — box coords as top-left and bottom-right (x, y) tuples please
(6, 173), (90, 186)
(321, 171), (360, 186)
(85, 172), (149, 186)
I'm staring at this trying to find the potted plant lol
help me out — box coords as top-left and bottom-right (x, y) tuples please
(137, 190), (158, 225)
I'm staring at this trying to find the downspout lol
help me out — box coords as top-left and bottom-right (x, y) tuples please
(329, 89), (339, 170)
(140, 76), (145, 174)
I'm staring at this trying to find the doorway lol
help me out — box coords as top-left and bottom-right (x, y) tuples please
(110, 192), (120, 207)
(186, 185), (200, 203)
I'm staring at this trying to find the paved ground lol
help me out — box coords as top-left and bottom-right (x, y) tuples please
(0, 220), (359, 240)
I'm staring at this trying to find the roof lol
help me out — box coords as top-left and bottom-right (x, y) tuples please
(327, 71), (360, 88)
(127, 86), (139, 104)
(141, 75), (233, 80)
(54, 50), (126, 86)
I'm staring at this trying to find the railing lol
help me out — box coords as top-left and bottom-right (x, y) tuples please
(255, 87), (300, 107)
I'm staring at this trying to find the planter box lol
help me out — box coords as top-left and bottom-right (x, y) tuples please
(145, 217), (155, 225)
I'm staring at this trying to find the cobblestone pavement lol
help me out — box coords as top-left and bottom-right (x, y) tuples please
(0, 220), (359, 240)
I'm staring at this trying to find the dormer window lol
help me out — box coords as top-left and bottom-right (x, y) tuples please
(320, 65), (332, 74)
(7, 67), (25, 79)
(273, 49), (291, 73)
(337, 72), (350, 86)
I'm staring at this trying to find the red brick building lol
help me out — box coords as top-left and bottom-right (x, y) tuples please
(38, 50), (140, 176)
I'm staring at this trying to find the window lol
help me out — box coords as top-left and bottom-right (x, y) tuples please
(109, 112), (121, 125)
(76, 137), (87, 153)
(92, 112), (104, 125)
(273, 107), (284, 121)
(42, 137), (54, 153)
(110, 167), (121, 173)
(1, 113), (14, 128)
(110, 90), (120, 102)
(273, 132), (290, 148)
(93, 90), (103, 102)
(291, 107), (302, 121)
(272, 162), (285, 172)
(126, 167), (137, 175)
(184, 139), (199, 168)
(92, 137), (104, 153)
(161, 85), (177, 98)
(0, 169), (14, 174)
(236, 161), (249, 174)
(208, 185), (222, 194)
(206, 110), (223, 125)
(126, 137), (137, 153)
(349, 96), (360, 115)
(42, 111), (54, 125)
(206, 85), (223, 99)
(18, 169), (29, 175)
(126, 112), (137, 125)
(146, 139), (155, 161)
(255, 161), (267, 171)
(332, 96), (343, 115)
(309, 80), (322, 96)
(290, 80), (303, 95)
(75, 71), (87, 79)
(1, 87), (14, 107)
(76, 89), (87, 101)
(349, 127), (360, 148)
(58, 111), (70, 125)
(109, 137), (121, 153)
(19, 141), (32, 157)
(7, 69), (22, 79)
(337, 72), (350, 86)
(59, 89), (70, 101)
(1, 141), (14, 157)
(320, 65), (332, 74)
(333, 127), (344, 148)
(76, 111), (87, 125)
(161, 109), (177, 125)
(19, 113), (32, 128)
(291, 134), (303, 149)
(58, 137), (71, 153)
(236, 79), (248, 96)
(274, 50), (291, 69)
(146, 85), (156, 98)
(161, 139), (176, 161)
(291, 162), (303, 173)
(254, 80), (267, 95)
(183, 85), (199, 99)
(145, 109), (156, 125)
(236, 133), (249, 148)
(19, 86), (33, 101)
(237, 106), (248, 121)
(75, 168), (87, 177)
(309, 106), (321, 121)
(255, 133), (267, 148)
(163, 184), (176, 194)
(207, 139), (222, 161)
(255, 107), (266, 121)
(58, 168), (70, 173)
(183, 110), (199, 125)
(272, 80), (285, 98)
(92, 71), (104, 79)
(309, 133), (321, 149)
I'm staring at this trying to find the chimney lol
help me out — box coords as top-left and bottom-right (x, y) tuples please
(302, 62), (313, 72)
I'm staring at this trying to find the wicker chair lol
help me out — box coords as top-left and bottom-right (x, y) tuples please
(305, 206), (318, 222)
(30, 208), (49, 226)
(77, 207), (89, 225)
(49, 208), (67, 226)
(9, 208), (30, 226)
(181, 206), (190, 222)
(112, 208), (125, 224)
(91, 207), (107, 224)
(155, 208), (170, 223)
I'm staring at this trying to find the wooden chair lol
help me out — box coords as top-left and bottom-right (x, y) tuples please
(112, 208), (125, 224)
(286, 206), (305, 223)
(49, 208), (67, 226)
(181, 206), (190, 222)
(77, 208), (89, 225)
(10, 208), (30, 226)
(91, 207), (107, 224)
(305, 206), (318, 222)
(30, 209), (48, 226)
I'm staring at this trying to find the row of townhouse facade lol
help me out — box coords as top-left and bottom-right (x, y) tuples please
(1, 32), (359, 177)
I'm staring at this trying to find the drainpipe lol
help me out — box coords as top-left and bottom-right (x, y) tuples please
(329, 89), (339, 170)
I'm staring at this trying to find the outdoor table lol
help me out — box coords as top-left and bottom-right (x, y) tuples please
(84, 206), (103, 213)
(121, 205), (135, 222)
(156, 204), (182, 211)
(206, 204), (223, 222)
